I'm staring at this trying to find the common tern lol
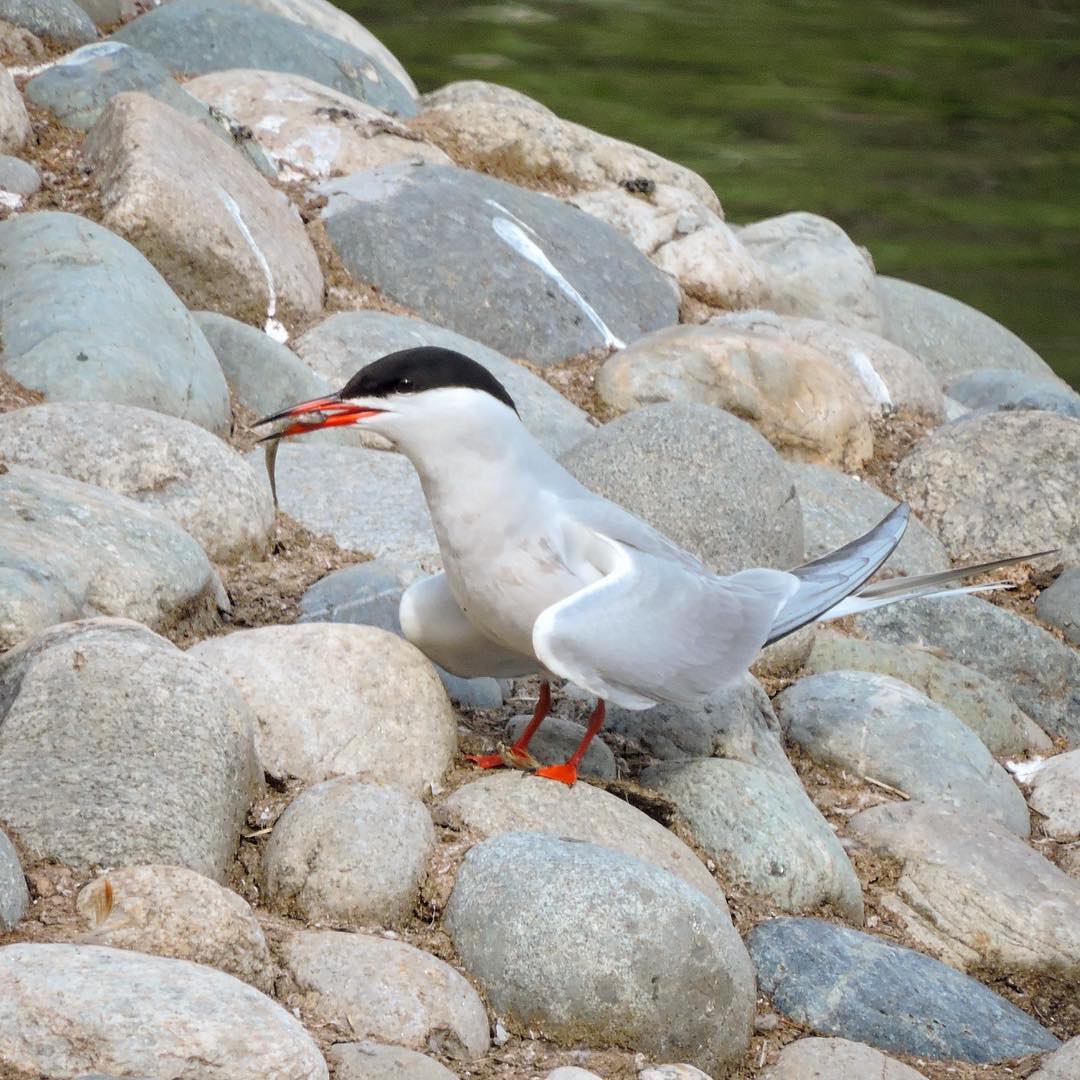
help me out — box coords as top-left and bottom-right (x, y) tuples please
(258, 346), (1047, 785)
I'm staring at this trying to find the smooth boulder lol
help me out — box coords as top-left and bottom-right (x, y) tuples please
(0, 65), (31, 152)
(947, 368), (1080, 419)
(0, 0), (95, 45)
(1036, 568), (1080, 645)
(0, 828), (27, 931)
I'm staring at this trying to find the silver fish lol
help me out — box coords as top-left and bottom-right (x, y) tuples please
(264, 435), (281, 509)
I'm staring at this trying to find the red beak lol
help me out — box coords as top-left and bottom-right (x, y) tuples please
(254, 395), (384, 439)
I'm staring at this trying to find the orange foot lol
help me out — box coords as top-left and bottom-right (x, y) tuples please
(466, 746), (539, 771)
(534, 762), (578, 786)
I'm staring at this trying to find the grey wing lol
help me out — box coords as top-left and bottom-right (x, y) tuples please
(533, 522), (799, 710)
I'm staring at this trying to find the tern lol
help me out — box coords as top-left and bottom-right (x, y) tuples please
(258, 346), (1044, 785)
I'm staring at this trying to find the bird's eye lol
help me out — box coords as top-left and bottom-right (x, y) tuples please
(397, 377), (414, 392)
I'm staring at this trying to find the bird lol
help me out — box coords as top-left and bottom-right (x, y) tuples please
(257, 346), (1046, 786)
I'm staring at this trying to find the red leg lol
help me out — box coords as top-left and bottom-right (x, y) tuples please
(535, 699), (606, 786)
(466, 680), (552, 770)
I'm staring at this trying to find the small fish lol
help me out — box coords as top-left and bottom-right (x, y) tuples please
(264, 435), (281, 509)
(259, 410), (329, 509)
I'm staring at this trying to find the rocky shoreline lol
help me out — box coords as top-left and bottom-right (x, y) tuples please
(1, 1), (1079, 1078)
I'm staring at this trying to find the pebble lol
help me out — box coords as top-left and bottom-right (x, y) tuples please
(0, 402), (275, 562)
(1036, 568), (1080, 645)
(327, 1041), (457, 1080)
(596, 322), (874, 469)
(1024, 749), (1080, 840)
(0, 211), (231, 434)
(946, 367), (1080, 419)
(638, 1067), (714, 1080)
(762, 1037), (927, 1079)
(640, 758), (864, 921)
(0, 619), (260, 880)
(0, 943), (328, 1079)
(545, 1069), (604, 1080)
(113, 0), (416, 116)
(293, 309), (595, 456)
(560, 402), (804, 574)
(436, 771), (723, 905)
(188, 623), (456, 794)
(282, 928), (490, 1060)
(314, 162), (679, 365)
(75, 864), (274, 992)
(84, 91), (324, 326)
(850, 800), (1080, 981)
(446, 832), (754, 1075)
(0, 827), (28, 931)
(0, 0), (96, 45)
(263, 777), (434, 926)
(0, 467), (224, 651)
(503, 712), (617, 779)
(747, 916), (1060, 1062)
(0, 153), (39, 194)
(1032, 1034), (1080, 1079)
(774, 670), (1029, 835)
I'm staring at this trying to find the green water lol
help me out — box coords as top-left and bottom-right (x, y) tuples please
(346, 0), (1080, 388)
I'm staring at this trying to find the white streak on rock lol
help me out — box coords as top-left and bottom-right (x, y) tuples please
(55, 41), (129, 67)
(255, 114), (288, 136)
(0, 191), (23, 210)
(849, 349), (892, 407)
(484, 197), (538, 237)
(1006, 756), (1046, 783)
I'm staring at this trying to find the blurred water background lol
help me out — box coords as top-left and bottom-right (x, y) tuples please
(345, 0), (1079, 387)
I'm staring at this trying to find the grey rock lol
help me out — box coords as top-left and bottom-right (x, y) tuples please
(876, 275), (1058, 383)
(805, 631), (1051, 757)
(0, 402), (275, 562)
(445, 832), (754, 1075)
(75, 864), (273, 992)
(0, 21), (46, 64)
(1036, 568), (1080, 645)
(560, 402), (804, 573)
(1032, 1035), (1080, 1080)
(1028, 750), (1080, 841)
(72, 0), (138, 27)
(775, 671), (1029, 834)
(637, 1068), (712, 1080)
(787, 461), (950, 577)
(113, 0), (416, 117)
(0, 943), (328, 1079)
(0, 154), (40, 194)
(264, 777), (434, 926)
(327, 1042), (456, 1080)
(641, 758), (864, 921)
(947, 368), (1080, 420)
(188, 623), (456, 795)
(0, 619), (260, 881)
(294, 310), (594, 456)
(0, 0), (96, 45)
(421, 79), (555, 114)
(504, 713), (617, 779)
(282, 929), (489, 1060)
(0, 212), (231, 435)
(315, 163), (679, 365)
(894, 410), (1080, 566)
(0, 66), (31, 153)
(747, 916), (1060, 1062)
(0, 828), (28, 931)
(0, 466), (224, 652)
(850, 801), (1080, 981)
(762, 1037), (929, 1080)
(854, 590), (1080, 744)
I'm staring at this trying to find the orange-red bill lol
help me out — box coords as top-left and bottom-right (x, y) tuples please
(255, 396), (384, 439)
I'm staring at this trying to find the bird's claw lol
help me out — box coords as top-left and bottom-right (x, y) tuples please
(533, 762), (578, 786)
(465, 745), (540, 772)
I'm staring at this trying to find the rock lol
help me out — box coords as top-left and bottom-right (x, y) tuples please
(84, 92), (324, 326)
(747, 916), (1060, 1062)
(504, 713), (617, 779)
(25, 42), (275, 175)
(946, 368), (1080, 420)
(805, 632), (1051, 756)
(0, 402), (275, 562)
(445, 833), (754, 1075)
(327, 1042), (456, 1080)
(282, 929), (489, 1060)
(293, 310), (594, 456)
(0, 943), (328, 1079)
(0, 20), (46, 62)
(0, 828), (28, 931)
(0, 153), (39, 194)
(315, 163), (679, 365)
(72, 0), (138, 27)
(1032, 1035), (1080, 1080)
(545, 1071), (604, 1080)
(855, 593), (1080, 744)
(1036, 568), (1080, 645)
(762, 1037), (927, 1079)
(638, 1068), (712, 1080)
(436, 771), (722, 905)
(264, 777), (434, 926)
(876, 276), (1058, 383)
(188, 623), (456, 794)
(0, 467), (224, 651)
(560, 402), (804, 574)
(641, 759), (863, 921)
(75, 865), (273, 992)
(421, 79), (555, 114)
(787, 461), (949, 577)
(113, 0), (416, 116)
(596, 323), (874, 469)
(0, 212), (231, 434)
(849, 801), (1080, 981)
(1028, 750), (1080, 841)
(185, 70), (447, 180)
(894, 411), (1080, 566)
(0, 619), (260, 880)
(710, 309), (945, 418)
(0, 0), (96, 45)
(411, 95), (718, 210)
(246, 442), (438, 560)
(736, 213), (882, 333)
(651, 222), (770, 309)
